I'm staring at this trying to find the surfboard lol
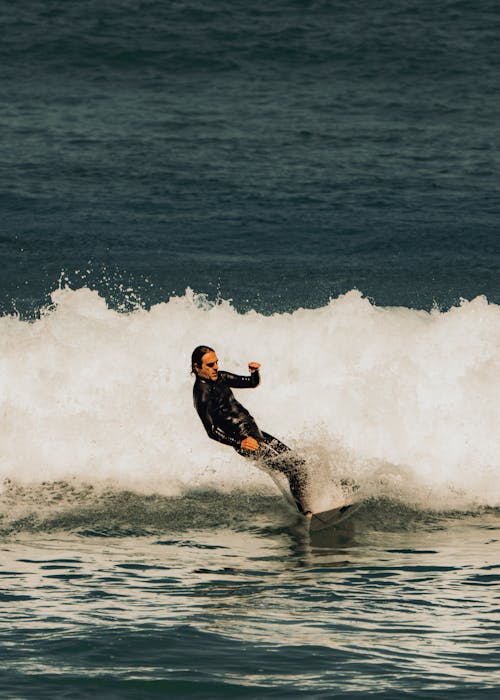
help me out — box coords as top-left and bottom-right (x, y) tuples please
(309, 501), (362, 532)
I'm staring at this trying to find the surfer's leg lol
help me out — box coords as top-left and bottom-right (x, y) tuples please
(258, 432), (310, 515)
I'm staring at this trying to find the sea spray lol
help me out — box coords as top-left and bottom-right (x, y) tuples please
(0, 286), (499, 513)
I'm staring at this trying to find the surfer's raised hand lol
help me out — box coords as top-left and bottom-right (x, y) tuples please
(241, 436), (259, 451)
(248, 362), (261, 373)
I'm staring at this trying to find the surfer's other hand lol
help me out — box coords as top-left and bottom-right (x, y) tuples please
(248, 362), (261, 372)
(241, 436), (259, 451)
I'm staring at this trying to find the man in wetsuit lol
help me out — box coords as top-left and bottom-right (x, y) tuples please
(191, 345), (311, 517)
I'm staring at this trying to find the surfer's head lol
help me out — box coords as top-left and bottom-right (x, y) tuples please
(191, 345), (218, 381)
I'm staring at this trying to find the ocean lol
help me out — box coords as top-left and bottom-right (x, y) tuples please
(1, 0), (499, 697)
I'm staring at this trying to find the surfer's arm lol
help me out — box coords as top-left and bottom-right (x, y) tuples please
(194, 392), (241, 448)
(220, 368), (260, 389)
(205, 422), (241, 448)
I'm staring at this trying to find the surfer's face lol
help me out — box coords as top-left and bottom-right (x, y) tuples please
(197, 351), (219, 381)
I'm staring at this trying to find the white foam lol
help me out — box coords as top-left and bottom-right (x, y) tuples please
(1, 286), (499, 511)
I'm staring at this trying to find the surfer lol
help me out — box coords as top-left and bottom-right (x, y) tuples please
(191, 345), (311, 517)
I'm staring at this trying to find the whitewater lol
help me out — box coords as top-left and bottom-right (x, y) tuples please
(1, 285), (498, 517)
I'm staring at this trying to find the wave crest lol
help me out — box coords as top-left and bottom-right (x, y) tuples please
(1, 286), (499, 512)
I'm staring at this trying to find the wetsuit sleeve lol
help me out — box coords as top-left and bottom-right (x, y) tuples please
(194, 383), (241, 448)
(219, 370), (260, 389)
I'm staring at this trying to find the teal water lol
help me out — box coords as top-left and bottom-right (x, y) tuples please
(2, 0), (500, 315)
(1, 497), (499, 698)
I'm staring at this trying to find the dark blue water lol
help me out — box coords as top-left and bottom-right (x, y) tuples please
(2, 0), (499, 315)
(1, 1), (500, 697)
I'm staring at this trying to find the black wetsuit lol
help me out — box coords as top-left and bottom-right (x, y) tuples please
(193, 370), (308, 514)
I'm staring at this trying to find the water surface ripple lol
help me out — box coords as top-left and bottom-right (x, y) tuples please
(1, 506), (499, 698)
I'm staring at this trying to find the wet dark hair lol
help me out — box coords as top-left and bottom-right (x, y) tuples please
(191, 345), (215, 374)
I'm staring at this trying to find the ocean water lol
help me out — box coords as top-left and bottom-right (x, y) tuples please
(1, 1), (499, 698)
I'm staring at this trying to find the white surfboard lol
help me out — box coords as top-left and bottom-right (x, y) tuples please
(309, 501), (362, 532)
